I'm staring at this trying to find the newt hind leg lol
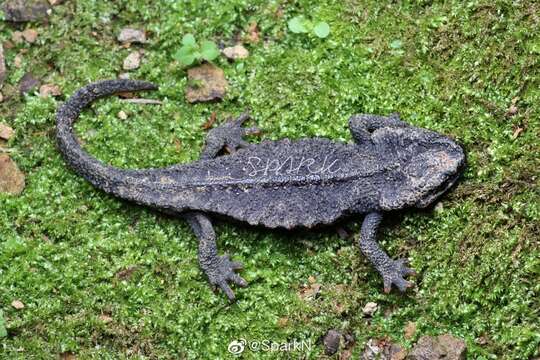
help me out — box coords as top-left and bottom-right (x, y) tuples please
(184, 212), (247, 301)
(184, 114), (258, 300)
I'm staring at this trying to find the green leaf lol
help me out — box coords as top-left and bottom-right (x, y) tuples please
(390, 39), (402, 49)
(288, 16), (308, 33)
(174, 46), (197, 65)
(0, 311), (7, 338)
(182, 34), (196, 47)
(313, 22), (330, 38)
(200, 40), (220, 61)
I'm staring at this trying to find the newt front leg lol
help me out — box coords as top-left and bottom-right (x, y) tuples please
(359, 212), (416, 292)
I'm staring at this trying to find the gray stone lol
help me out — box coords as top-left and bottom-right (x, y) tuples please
(222, 44), (249, 60)
(323, 329), (341, 356)
(407, 334), (466, 360)
(19, 72), (40, 94)
(2, 0), (50, 22)
(117, 28), (146, 44)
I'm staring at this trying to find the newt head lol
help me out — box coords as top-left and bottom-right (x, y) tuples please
(376, 127), (466, 210)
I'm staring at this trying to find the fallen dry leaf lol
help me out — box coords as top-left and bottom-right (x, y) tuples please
(121, 98), (162, 105)
(59, 352), (76, 360)
(512, 127), (523, 139)
(298, 282), (321, 300)
(186, 63), (228, 103)
(11, 300), (25, 310)
(116, 265), (138, 280)
(404, 321), (416, 339)
(0, 123), (14, 140)
(0, 155), (25, 195)
(0, 43), (5, 85)
(245, 22), (260, 43)
(202, 111), (217, 130)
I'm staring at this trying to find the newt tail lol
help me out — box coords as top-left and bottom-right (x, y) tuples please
(56, 79), (158, 196)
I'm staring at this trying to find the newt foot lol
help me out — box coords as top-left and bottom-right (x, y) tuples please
(382, 258), (416, 293)
(207, 254), (247, 301)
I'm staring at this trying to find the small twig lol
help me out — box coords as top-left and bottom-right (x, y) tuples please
(121, 98), (162, 105)
(0, 148), (14, 153)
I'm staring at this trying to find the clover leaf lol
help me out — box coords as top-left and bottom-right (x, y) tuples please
(288, 16), (330, 39)
(174, 34), (220, 67)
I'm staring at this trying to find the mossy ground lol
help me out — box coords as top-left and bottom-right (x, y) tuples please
(0, 0), (539, 358)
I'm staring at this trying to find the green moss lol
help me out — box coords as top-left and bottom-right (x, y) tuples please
(0, 0), (539, 358)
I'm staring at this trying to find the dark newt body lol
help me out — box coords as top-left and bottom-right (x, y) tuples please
(57, 80), (465, 300)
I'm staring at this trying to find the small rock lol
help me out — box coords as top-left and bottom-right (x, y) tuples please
(407, 334), (466, 360)
(362, 339), (406, 360)
(2, 0), (50, 22)
(0, 44), (6, 85)
(123, 50), (142, 70)
(0, 155), (26, 195)
(118, 72), (130, 80)
(434, 202), (444, 213)
(323, 329), (341, 356)
(0, 124), (14, 140)
(222, 44), (249, 60)
(0, 92), (3, 103)
(14, 54), (24, 68)
(362, 302), (378, 316)
(48, 0), (63, 5)
(12, 31), (24, 44)
(186, 63), (228, 103)
(404, 322), (417, 340)
(39, 83), (61, 97)
(11, 300), (25, 310)
(19, 73), (40, 95)
(117, 110), (128, 120)
(22, 29), (39, 43)
(117, 28), (146, 44)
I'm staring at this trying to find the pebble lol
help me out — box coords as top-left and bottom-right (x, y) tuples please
(118, 28), (146, 44)
(123, 50), (142, 70)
